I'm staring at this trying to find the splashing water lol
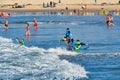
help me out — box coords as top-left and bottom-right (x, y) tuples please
(0, 36), (88, 80)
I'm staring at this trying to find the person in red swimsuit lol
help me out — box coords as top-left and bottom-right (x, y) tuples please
(34, 18), (38, 31)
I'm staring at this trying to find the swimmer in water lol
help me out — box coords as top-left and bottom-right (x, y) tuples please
(4, 19), (8, 31)
(26, 23), (31, 36)
(33, 18), (38, 31)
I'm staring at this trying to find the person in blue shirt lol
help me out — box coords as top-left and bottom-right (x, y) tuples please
(65, 28), (70, 37)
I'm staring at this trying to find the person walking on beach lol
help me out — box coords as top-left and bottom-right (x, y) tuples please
(33, 18), (38, 31)
(65, 7), (69, 15)
(4, 19), (9, 31)
(26, 23), (31, 36)
(94, 0), (97, 3)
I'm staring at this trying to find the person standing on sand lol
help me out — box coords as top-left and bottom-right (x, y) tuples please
(65, 7), (69, 15)
(33, 18), (38, 31)
(4, 19), (9, 31)
(26, 23), (31, 36)
(94, 0), (97, 3)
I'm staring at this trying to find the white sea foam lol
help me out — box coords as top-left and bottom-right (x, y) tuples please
(47, 47), (82, 56)
(27, 21), (47, 24)
(0, 36), (88, 79)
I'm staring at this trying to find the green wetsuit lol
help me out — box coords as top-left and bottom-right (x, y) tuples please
(20, 40), (24, 46)
(61, 38), (66, 41)
(75, 45), (81, 52)
(76, 41), (81, 45)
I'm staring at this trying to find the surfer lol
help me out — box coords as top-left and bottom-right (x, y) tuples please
(65, 30), (74, 50)
(65, 28), (70, 37)
(67, 31), (74, 44)
(61, 28), (74, 44)
(74, 40), (88, 51)
(76, 40), (88, 46)
(26, 23), (31, 36)
(75, 44), (81, 52)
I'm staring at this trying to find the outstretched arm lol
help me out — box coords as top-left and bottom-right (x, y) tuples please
(80, 42), (88, 46)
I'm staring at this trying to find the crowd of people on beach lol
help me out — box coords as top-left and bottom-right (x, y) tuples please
(43, 1), (56, 8)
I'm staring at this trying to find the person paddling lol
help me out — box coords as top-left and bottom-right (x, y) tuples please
(16, 38), (25, 46)
(20, 39), (24, 46)
(76, 40), (87, 46)
(75, 44), (81, 52)
(74, 40), (88, 51)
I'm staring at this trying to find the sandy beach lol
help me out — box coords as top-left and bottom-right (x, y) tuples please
(0, 4), (120, 12)
(0, 0), (120, 12)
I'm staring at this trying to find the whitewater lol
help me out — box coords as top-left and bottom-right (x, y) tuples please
(0, 36), (88, 80)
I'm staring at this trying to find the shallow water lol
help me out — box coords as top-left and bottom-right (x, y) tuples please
(0, 13), (120, 80)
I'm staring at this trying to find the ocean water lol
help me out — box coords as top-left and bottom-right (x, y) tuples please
(0, 12), (120, 80)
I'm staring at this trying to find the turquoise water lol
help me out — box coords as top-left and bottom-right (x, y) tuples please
(0, 12), (120, 80)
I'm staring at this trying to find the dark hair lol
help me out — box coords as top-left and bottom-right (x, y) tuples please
(66, 28), (69, 30)
(64, 36), (67, 38)
(27, 23), (29, 26)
